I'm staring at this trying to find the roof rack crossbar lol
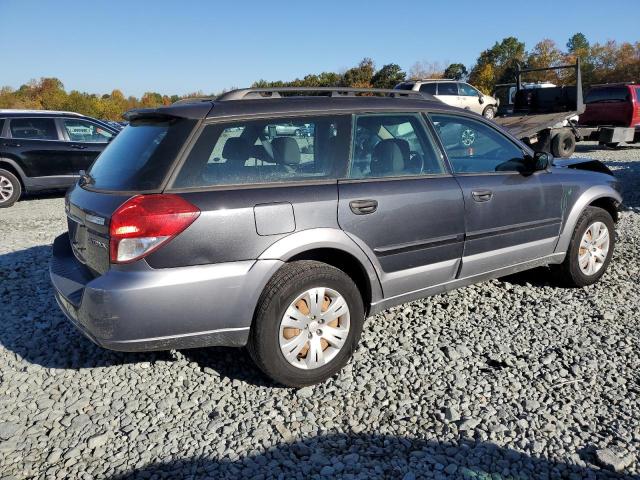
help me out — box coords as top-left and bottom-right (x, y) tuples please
(216, 87), (426, 101)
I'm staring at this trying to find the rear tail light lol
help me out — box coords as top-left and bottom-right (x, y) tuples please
(109, 194), (200, 264)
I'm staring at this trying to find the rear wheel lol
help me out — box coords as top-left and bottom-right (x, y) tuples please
(551, 130), (576, 158)
(0, 169), (21, 208)
(606, 142), (620, 149)
(248, 261), (365, 387)
(553, 206), (614, 287)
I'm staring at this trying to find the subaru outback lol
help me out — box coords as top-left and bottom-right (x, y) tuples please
(50, 87), (621, 387)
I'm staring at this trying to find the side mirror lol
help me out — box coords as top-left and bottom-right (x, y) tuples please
(524, 152), (551, 172)
(479, 95), (485, 104)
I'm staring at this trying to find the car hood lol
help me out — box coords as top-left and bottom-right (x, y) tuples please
(552, 157), (614, 176)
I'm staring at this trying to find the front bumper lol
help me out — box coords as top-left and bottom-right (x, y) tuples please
(50, 233), (282, 352)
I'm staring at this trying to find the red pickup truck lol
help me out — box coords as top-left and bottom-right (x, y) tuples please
(578, 83), (640, 147)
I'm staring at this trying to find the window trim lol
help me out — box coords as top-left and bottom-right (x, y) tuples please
(165, 113), (353, 192)
(425, 111), (533, 176)
(7, 117), (63, 142)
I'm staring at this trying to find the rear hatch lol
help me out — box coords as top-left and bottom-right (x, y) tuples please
(66, 105), (207, 275)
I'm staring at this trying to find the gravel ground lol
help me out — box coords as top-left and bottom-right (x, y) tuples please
(0, 142), (639, 479)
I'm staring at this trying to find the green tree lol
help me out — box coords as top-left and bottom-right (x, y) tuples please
(567, 33), (589, 54)
(443, 63), (468, 80)
(469, 37), (526, 92)
(371, 63), (406, 89)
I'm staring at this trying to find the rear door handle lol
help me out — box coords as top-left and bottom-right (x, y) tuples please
(349, 199), (378, 215)
(70, 144), (87, 150)
(2, 142), (21, 147)
(472, 190), (493, 202)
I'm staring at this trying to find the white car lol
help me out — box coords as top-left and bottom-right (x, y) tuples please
(395, 80), (500, 119)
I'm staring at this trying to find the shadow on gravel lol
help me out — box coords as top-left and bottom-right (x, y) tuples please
(109, 433), (636, 479)
(0, 245), (170, 369)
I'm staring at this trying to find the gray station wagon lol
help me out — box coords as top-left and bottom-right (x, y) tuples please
(50, 87), (622, 387)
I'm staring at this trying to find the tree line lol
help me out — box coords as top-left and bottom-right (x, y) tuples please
(0, 33), (637, 121)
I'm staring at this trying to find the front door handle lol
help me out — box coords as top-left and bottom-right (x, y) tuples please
(349, 199), (378, 215)
(472, 190), (493, 202)
(2, 142), (21, 147)
(70, 144), (87, 150)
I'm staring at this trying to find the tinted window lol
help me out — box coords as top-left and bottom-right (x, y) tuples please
(419, 83), (437, 95)
(430, 114), (525, 173)
(395, 83), (415, 91)
(63, 118), (113, 143)
(349, 114), (445, 179)
(0, 119), (5, 137)
(437, 82), (459, 96)
(174, 115), (350, 188)
(459, 83), (479, 96)
(585, 87), (630, 104)
(86, 118), (195, 191)
(10, 118), (58, 140)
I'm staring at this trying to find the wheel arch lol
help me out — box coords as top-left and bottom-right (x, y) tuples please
(0, 157), (27, 190)
(555, 186), (622, 254)
(258, 228), (384, 314)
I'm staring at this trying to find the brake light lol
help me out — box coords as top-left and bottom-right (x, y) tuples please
(109, 194), (200, 264)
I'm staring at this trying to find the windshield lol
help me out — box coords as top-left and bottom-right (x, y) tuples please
(86, 117), (195, 191)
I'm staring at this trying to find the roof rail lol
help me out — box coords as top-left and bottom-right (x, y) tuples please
(216, 87), (427, 101)
(0, 109), (83, 116)
(172, 97), (215, 105)
(414, 78), (455, 82)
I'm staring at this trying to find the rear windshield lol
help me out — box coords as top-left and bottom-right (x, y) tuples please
(86, 117), (195, 191)
(585, 87), (630, 104)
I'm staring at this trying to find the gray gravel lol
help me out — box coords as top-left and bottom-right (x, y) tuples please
(0, 142), (639, 479)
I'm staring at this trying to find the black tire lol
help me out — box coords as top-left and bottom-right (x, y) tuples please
(551, 130), (576, 158)
(0, 169), (21, 208)
(482, 106), (496, 120)
(247, 260), (365, 387)
(606, 142), (620, 149)
(553, 206), (615, 287)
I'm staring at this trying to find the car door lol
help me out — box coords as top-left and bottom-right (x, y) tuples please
(338, 113), (465, 299)
(6, 117), (74, 178)
(59, 117), (115, 172)
(434, 82), (463, 109)
(429, 113), (563, 278)
(458, 83), (484, 114)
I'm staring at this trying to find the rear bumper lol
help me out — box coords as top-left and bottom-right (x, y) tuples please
(50, 233), (282, 352)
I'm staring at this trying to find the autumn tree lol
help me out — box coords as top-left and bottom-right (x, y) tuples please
(469, 37), (526, 92)
(408, 60), (444, 80)
(341, 58), (375, 87)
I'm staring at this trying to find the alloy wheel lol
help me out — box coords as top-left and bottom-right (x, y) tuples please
(578, 221), (610, 276)
(0, 175), (14, 202)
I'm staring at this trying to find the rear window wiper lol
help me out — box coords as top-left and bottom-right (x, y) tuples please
(79, 170), (95, 186)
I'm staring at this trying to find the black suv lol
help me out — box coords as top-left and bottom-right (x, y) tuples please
(0, 110), (119, 207)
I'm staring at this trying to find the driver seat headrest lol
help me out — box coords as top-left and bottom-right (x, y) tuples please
(371, 139), (409, 176)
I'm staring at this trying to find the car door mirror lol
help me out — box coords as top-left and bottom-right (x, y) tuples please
(524, 152), (550, 172)
(479, 95), (485, 104)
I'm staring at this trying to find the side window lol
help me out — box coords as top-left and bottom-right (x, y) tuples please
(0, 119), (5, 137)
(437, 82), (459, 96)
(9, 118), (59, 140)
(430, 114), (525, 174)
(419, 83), (437, 95)
(459, 83), (479, 97)
(349, 114), (445, 179)
(173, 115), (350, 188)
(63, 119), (113, 143)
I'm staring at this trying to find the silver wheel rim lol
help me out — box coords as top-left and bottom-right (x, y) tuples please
(578, 221), (610, 276)
(0, 175), (14, 202)
(484, 108), (494, 119)
(461, 128), (476, 147)
(278, 287), (350, 370)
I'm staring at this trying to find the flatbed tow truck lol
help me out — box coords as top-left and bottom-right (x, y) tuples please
(493, 61), (583, 158)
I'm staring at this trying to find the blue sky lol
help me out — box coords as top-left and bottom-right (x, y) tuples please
(0, 0), (635, 97)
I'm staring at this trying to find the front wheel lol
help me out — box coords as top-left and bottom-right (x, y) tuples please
(0, 169), (21, 208)
(247, 261), (365, 387)
(553, 206), (615, 287)
(482, 106), (496, 120)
